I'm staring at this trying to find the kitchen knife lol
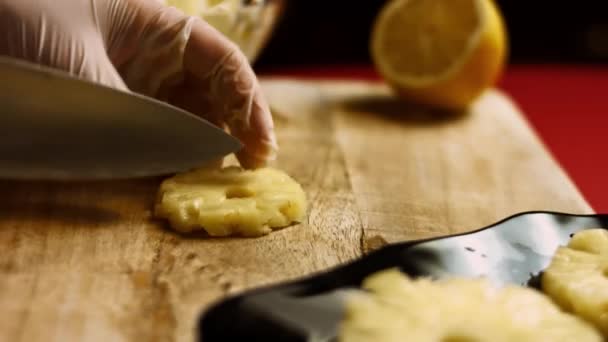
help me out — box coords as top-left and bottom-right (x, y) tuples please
(0, 56), (242, 180)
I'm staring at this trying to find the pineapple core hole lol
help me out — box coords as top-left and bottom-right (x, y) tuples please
(226, 187), (255, 199)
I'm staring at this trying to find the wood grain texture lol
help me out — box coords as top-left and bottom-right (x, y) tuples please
(0, 79), (592, 342)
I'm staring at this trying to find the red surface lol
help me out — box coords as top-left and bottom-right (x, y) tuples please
(257, 64), (608, 212)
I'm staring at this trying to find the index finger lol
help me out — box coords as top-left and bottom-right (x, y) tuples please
(183, 18), (278, 168)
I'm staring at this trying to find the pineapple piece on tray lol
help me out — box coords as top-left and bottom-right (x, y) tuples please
(542, 228), (608, 337)
(339, 269), (601, 342)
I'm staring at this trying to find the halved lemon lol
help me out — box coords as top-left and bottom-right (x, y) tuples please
(371, 0), (508, 110)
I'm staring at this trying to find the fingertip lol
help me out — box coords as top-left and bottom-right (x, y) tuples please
(236, 150), (266, 170)
(235, 137), (278, 169)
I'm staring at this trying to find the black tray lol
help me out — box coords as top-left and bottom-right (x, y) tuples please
(197, 211), (608, 341)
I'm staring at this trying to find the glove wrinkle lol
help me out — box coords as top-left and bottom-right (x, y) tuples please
(35, 14), (46, 61)
(71, 38), (84, 78)
(119, 4), (194, 99)
(100, 0), (137, 61)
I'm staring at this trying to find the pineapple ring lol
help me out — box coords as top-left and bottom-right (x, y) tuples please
(340, 269), (601, 342)
(154, 166), (307, 237)
(542, 228), (608, 337)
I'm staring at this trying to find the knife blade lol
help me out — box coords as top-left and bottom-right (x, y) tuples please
(0, 56), (242, 180)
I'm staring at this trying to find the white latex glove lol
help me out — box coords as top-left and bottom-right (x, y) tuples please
(0, 0), (277, 169)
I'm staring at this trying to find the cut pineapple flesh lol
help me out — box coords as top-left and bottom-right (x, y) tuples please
(340, 269), (601, 342)
(155, 166), (307, 237)
(542, 228), (608, 336)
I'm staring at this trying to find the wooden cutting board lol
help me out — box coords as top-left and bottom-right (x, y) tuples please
(0, 78), (593, 342)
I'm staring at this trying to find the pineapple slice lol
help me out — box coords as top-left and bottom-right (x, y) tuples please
(542, 228), (608, 336)
(155, 166), (307, 237)
(340, 269), (601, 342)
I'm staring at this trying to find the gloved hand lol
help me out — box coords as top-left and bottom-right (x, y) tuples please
(0, 0), (277, 169)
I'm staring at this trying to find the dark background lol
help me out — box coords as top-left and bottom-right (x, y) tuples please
(255, 1), (608, 68)
(251, 1), (608, 215)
